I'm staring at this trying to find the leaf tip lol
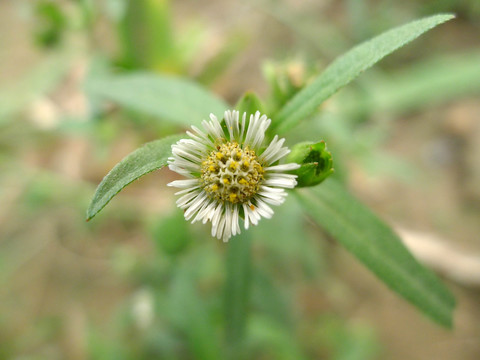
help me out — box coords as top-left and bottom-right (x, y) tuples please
(85, 208), (96, 222)
(433, 13), (456, 23)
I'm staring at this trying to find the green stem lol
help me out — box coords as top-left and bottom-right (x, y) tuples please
(224, 231), (252, 360)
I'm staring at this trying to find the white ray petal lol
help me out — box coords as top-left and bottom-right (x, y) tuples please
(167, 179), (199, 188)
(265, 163), (301, 171)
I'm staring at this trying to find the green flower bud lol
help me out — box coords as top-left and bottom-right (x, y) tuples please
(235, 91), (266, 117)
(286, 141), (334, 187)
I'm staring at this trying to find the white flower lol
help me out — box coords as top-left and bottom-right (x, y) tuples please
(167, 110), (300, 242)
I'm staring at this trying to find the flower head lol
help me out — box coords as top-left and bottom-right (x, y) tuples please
(168, 110), (300, 242)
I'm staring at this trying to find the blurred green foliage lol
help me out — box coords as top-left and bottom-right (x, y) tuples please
(151, 209), (191, 256)
(33, 0), (67, 48)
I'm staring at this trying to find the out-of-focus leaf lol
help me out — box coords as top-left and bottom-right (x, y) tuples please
(253, 196), (324, 277)
(343, 50), (480, 116)
(225, 231), (251, 360)
(104, 0), (128, 21)
(167, 262), (221, 360)
(118, 0), (175, 71)
(86, 134), (182, 221)
(87, 328), (124, 360)
(251, 269), (293, 328)
(249, 315), (307, 360)
(317, 315), (380, 360)
(151, 209), (191, 256)
(33, 1), (66, 48)
(85, 72), (229, 127)
(0, 54), (70, 122)
(295, 179), (456, 327)
(273, 14), (455, 133)
(197, 32), (249, 86)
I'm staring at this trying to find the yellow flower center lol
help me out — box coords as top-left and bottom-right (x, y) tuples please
(201, 142), (264, 204)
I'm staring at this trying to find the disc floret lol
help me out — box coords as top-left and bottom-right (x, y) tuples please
(201, 142), (264, 204)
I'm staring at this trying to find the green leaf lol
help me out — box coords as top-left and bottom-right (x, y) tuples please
(85, 72), (229, 127)
(86, 134), (183, 221)
(273, 14), (455, 133)
(295, 180), (456, 327)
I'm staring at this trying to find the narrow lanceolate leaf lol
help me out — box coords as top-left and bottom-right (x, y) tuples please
(85, 72), (229, 127)
(86, 134), (183, 221)
(273, 14), (454, 134)
(295, 180), (456, 327)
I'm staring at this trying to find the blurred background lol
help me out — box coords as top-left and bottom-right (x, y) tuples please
(1, 0), (480, 359)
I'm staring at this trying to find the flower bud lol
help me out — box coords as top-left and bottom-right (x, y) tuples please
(286, 141), (333, 187)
